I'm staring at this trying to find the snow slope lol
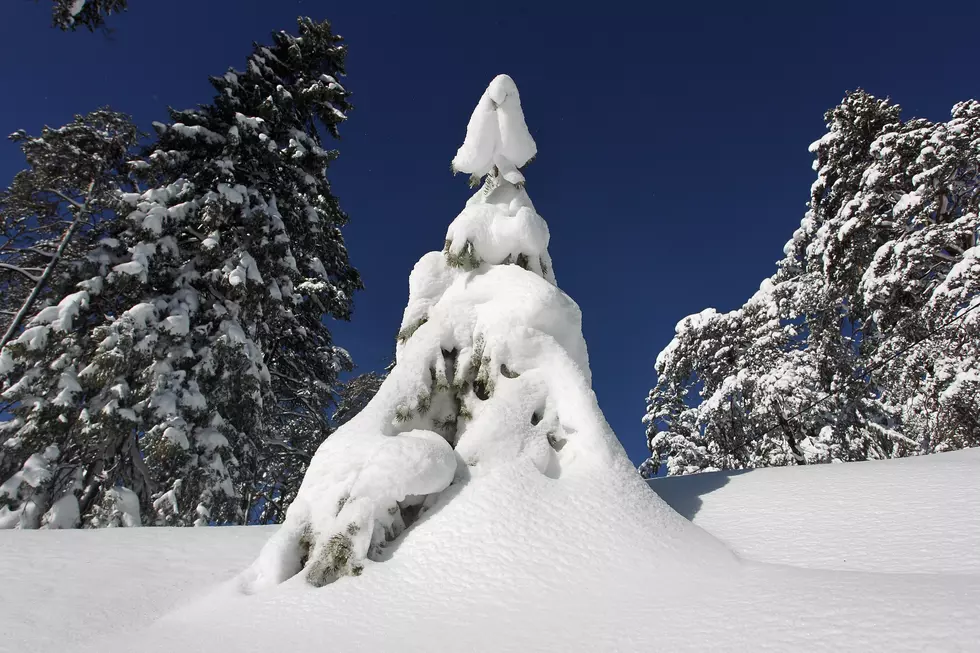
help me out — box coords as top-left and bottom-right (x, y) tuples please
(0, 526), (272, 652)
(1, 451), (978, 652)
(650, 446), (980, 574)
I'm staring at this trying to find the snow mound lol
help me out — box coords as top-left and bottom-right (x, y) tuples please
(452, 74), (536, 185)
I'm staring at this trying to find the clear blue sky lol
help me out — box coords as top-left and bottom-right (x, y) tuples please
(3, 1), (979, 466)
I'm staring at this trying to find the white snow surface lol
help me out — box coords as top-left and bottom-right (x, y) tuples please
(0, 451), (978, 651)
(0, 527), (274, 651)
(650, 447), (980, 574)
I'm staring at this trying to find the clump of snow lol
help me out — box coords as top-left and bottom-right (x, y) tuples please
(41, 494), (80, 530)
(443, 176), (555, 282)
(452, 74), (536, 185)
(0, 444), (60, 529)
(105, 487), (142, 527)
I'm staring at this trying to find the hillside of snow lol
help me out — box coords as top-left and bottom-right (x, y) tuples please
(1, 449), (978, 652)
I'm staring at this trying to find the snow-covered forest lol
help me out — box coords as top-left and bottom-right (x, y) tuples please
(643, 91), (980, 477)
(0, 17), (370, 529)
(0, 4), (978, 652)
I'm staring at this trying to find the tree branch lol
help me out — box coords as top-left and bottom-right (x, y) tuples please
(0, 264), (41, 282)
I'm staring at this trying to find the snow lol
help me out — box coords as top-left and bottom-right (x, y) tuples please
(444, 179), (554, 280)
(0, 527), (273, 651)
(105, 487), (142, 527)
(650, 447), (980, 574)
(452, 74), (536, 185)
(41, 494), (80, 529)
(0, 451), (977, 651)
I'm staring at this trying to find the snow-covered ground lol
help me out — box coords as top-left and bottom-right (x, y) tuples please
(0, 526), (272, 652)
(0, 449), (977, 652)
(650, 446), (980, 575)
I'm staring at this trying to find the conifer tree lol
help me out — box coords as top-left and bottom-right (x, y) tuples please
(0, 18), (360, 528)
(644, 90), (979, 477)
(0, 110), (138, 350)
(241, 74), (600, 587)
(47, 0), (128, 32)
(0, 110), (139, 528)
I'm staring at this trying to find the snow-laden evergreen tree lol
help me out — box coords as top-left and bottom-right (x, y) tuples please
(0, 110), (139, 350)
(239, 75), (648, 589)
(47, 0), (128, 31)
(0, 110), (140, 528)
(0, 17), (360, 528)
(643, 90), (979, 477)
(858, 99), (980, 453)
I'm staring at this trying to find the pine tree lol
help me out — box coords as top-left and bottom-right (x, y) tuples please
(0, 110), (139, 350)
(0, 18), (361, 528)
(47, 0), (128, 32)
(859, 99), (980, 453)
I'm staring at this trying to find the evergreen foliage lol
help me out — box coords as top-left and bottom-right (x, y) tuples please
(47, 0), (128, 32)
(643, 90), (980, 477)
(0, 109), (139, 350)
(0, 110), (140, 528)
(0, 18), (361, 528)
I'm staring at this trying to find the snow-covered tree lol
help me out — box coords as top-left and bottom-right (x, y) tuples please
(859, 99), (980, 454)
(0, 110), (139, 351)
(47, 0), (128, 32)
(0, 17), (361, 528)
(643, 90), (980, 477)
(0, 111), (140, 528)
(240, 74), (637, 589)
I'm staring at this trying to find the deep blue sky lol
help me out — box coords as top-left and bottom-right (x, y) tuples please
(3, 1), (979, 466)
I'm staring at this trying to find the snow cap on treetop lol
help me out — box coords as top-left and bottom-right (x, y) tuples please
(452, 74), (537, 184)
